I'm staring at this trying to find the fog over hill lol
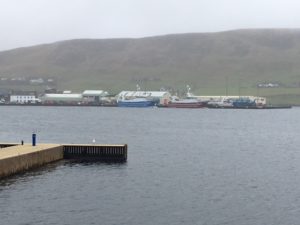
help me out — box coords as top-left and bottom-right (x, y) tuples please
(1, 29), (300, 96)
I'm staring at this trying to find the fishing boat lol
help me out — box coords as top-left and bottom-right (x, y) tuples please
(117, 98), (156, 107)
(207, 98), (234, 108)
(163, 98), (205, 108)
(232, 97), (257, 108)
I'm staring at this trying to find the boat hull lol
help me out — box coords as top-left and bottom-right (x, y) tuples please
(117, 99), (155, 107)
(163, 102), (205, 108)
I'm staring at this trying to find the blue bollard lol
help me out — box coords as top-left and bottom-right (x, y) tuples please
(32, 133), (36, 146)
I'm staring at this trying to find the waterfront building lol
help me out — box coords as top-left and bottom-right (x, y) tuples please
(82, 90), (108, 104)
(10, 91), (38, 104)
(40, 93), (83, 105)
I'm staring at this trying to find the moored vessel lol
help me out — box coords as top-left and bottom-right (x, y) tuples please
(207, 98), (233, 108)
(162, 98), (205, 108)
(117, 98), (156, 107)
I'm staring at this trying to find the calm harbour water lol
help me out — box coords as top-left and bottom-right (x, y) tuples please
(1, 106), (300, 225)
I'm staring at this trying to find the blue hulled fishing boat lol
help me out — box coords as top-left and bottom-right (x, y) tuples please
(117, 98), (156, 107)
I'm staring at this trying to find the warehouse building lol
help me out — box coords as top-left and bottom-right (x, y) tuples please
(40, 93), (83, 105)
(82, 90), (108, 104)
(40, 90), (108, 105)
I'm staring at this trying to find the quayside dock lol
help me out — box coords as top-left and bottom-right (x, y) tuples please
(0, 143), (127, 179)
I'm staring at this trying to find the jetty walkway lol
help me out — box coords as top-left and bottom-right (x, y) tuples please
(0, 143), (127, 179)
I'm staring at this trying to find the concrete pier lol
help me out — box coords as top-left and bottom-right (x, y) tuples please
(63, 144), (127, 162)
(0, 143), (128, 179)
(0, 144), (63, 179)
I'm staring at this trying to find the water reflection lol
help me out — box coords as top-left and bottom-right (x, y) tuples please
(1, 107), (300, 225)
(0, 161), (64, 189)
(0, 159), (127, 189)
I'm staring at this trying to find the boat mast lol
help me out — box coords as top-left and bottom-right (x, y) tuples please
(186, 85), (191, 97)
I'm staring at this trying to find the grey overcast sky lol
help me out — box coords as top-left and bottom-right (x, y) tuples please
(0, 0), (299, 51)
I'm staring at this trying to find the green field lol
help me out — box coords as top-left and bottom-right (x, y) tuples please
(1, 29), (300, 104)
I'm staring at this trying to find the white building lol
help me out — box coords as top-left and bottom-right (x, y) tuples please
(10, 93), (38, 104)
(82, 90), (108, 103)
(40, 93), (83, 104)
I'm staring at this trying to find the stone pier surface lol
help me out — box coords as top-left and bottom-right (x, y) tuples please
(0, 144), (63, 179)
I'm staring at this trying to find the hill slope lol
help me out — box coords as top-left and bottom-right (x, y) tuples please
(1, 29), (300, 103)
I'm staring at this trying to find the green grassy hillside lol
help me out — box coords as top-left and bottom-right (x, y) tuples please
(1, 29), (300, 104)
